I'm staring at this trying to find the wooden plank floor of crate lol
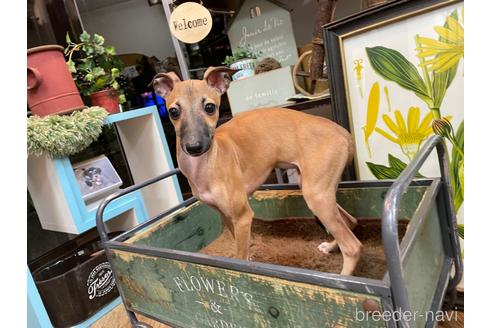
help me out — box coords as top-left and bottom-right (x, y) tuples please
(92, 303), (464, 328)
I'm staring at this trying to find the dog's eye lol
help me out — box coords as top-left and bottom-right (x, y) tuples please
(204, 103), (216, 115)
(168, 107), (181, 119)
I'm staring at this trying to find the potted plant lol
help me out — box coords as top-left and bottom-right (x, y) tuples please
(223, 45), (262, 81)
(65, 31), (126, 114)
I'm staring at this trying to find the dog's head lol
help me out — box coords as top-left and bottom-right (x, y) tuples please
(151, 67), (236, 157)
(81, 167), (102, 187)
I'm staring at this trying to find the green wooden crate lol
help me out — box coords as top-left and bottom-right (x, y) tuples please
(101, 179), (457, 328)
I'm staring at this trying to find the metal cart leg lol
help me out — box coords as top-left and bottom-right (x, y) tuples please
(127, 310), (153, 328)
(96, 169), (181, 328)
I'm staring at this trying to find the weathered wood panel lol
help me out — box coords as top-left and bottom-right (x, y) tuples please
(402, 203), (445, 328)
(128, 187), (427, 252)
(250, 187), (427, 221)
(110, 250), (386, 328)
(336, 187), (427, 220)
(129, 202), (222, 252)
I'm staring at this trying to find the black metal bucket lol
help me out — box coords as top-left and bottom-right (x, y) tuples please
(29, 229), (121, 327)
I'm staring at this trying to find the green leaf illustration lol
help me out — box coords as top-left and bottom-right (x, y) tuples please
(450, 121), (464, 210)
(456, 223), (464, 240)
(367, 162), (401, 179)
(367, 154), (425, 180)
(366, 46), (432, 105)
(458, 161), (464, 198)
(387, 154), (408, 173)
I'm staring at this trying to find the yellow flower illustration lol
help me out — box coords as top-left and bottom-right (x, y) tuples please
(363, 82), (380, 158)
(375, 107), (434, 160)
(415, 9), (464, 73)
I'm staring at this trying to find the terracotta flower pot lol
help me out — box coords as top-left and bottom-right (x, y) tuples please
(89, 89), (120, 114)
(27, 45), (85, 117)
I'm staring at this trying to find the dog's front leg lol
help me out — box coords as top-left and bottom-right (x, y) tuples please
(231, 205), (254, 260)
(214, 187), (254, 260)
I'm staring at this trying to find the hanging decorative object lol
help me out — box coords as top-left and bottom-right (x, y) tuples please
(169, 2), (213, 44)
(227, 0), (299, 67)
(27, 107), (108, 158)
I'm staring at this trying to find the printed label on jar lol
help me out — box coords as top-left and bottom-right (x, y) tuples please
(87, 262), (116, 300)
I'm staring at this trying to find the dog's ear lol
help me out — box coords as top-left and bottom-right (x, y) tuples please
(151, 71), (181, 98)
(204, 66), (237, 95)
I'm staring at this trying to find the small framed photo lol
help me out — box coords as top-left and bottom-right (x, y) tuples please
(73, 155), (123, 203)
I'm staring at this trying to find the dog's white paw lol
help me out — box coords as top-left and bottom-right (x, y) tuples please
(317, 241), (338, 254)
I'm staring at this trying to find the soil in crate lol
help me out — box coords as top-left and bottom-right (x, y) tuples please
(201, 217), (408, 280)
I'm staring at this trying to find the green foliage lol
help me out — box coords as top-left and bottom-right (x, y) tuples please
(456, 223), (464, 240)
(366, 46), (432, 106)
(366, 41), (458, 111)
(367, 154), (425, 180)
(223, 45), (262, 67)
(27, 107), (108, 158)
(450, 121), (464, 210)
(65, 31), (124, 101)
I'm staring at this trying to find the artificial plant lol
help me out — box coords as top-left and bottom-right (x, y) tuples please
(65, 31), (126, 103)
(223, 45), (262, 67)
(27, 107), (108, 158)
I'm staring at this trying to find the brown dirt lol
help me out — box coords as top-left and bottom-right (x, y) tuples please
(201, 217), (408, 280)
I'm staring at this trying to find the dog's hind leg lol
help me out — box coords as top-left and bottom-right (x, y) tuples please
(299, 148), (362, 275)
(317, 204), (358, 254)
(303, 185), (361, 275)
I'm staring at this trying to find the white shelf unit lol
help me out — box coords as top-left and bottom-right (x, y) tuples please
(27, 105), (182, 328)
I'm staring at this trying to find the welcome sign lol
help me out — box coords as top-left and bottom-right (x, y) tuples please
(227, 0), (299, 66)
(169, 2), (213, 44)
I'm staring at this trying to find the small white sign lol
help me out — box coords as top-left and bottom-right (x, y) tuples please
(169, 2), (213, 44)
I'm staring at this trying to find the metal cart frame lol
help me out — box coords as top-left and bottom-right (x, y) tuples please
(96, 135), (462, 328)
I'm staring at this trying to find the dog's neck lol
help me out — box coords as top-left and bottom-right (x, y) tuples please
(178, 151), (208, 181)
(177, 138), (217, 189)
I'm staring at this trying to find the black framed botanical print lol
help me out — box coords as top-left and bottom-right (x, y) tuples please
(324, 0), (463, 197)
(324, 0), (464, 270)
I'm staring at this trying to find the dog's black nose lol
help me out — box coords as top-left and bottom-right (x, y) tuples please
(185, 142), (203, 155)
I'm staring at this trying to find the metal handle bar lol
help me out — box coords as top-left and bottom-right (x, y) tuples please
(96, 168), (181, 243)
(382, 135), (463, 327)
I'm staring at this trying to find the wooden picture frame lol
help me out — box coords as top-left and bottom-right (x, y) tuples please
(323, 0), (464, 181)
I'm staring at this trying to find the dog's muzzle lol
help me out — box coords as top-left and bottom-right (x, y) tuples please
(182, 138), (211, 157)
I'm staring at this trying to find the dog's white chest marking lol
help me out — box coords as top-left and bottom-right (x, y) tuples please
(178, 154), (217, 205)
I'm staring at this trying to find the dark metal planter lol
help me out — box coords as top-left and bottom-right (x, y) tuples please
(29, 230), (121, 327)
(96, 135), (462, 328)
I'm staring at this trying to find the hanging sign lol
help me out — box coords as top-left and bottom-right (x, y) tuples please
(227, 0), (299, 66)
(169, 2), (213, 44)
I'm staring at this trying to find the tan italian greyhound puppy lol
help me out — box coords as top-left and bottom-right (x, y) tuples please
(152, 67), (362, 275)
